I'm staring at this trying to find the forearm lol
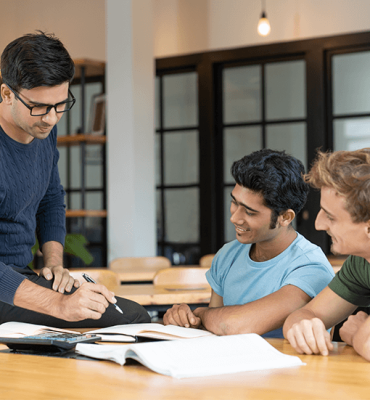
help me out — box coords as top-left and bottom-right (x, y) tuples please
(196, 286), (311, 336)
(283, 308), (317, 338)
(41, 241), (64, 268)
(352, 319), (370, 361)
(195, 306), (249, 335)
(13, 279), (63, 318)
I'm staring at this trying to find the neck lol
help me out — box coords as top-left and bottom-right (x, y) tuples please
(0, 103), (33, 144)
(250, 228), (297, 262)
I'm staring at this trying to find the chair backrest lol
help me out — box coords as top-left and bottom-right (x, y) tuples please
(69, 269), (120, 291)
(109, 256), (171, 271)
(153, 267), (209, 287)
(327, 255), (347, 274)
(199, 254), (215, 269)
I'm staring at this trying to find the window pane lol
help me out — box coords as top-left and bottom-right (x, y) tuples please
(86, 145), (103, 188)
(224, 188), (235, 243)
(163, 72), (197, 128)
(85, 217), (104, 243)
(223, 65), (261, 123)
(165, 188), (199, 242)
(164, 131), (199, 185)
(69, 82), (103, 134)
(265, 60), (306, 120)
(58, 147), (67, 188)
(333, 51), (370, 116)
(70, 146), (81, 189)
(266, 122), (307, 170)
(86, 192), (103, 210)
(334, 117), (370, 151)
(70, 192), (81, 209)
(223, 126), (262, 184)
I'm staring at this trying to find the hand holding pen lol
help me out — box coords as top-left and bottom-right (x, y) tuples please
(82, 273), (123, 314)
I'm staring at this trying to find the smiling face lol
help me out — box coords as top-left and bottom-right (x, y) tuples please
(2, 82), (69, 144)
(230, 184), (283, 245)
(315, 187), (370, 258)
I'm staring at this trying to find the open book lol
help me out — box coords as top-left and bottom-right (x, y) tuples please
(86, 323), (215, 342)
(76, 333), (305, 379)
(0, 321), (76, 338)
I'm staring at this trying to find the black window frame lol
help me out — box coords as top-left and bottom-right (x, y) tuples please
(156, 31), (370, 258)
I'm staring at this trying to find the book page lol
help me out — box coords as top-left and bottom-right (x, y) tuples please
(89, 323), (214, 340)
(0, 322), (77, 338)
(76, 333), (304, 379)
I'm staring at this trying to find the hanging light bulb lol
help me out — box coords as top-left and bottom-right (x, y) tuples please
(257, 1), (271, 37)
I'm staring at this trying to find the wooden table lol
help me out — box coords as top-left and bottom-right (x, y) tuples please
(116, 284), (212, 311)
(1, 339), (369, 400)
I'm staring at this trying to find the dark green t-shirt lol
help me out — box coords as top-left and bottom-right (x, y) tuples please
(329, 255), (370, 306)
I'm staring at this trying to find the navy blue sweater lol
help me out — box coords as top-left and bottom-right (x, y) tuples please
(0, 126), (66, 305)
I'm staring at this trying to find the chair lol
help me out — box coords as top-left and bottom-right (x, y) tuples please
(199, 254), (215, 269)
(69, 269), (120, 291)
(327, 255), (347, 274)
(109, 256), (172, 283)
(153, 267), (210, 287)
(109, 256), (171, 272)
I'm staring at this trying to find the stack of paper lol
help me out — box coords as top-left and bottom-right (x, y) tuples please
(76, 333), (304, 379)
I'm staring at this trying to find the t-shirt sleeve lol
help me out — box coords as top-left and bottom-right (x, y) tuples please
(206, 250), (224, 297)
(328, 256), (370, 306)
(282, 261), (335, 298)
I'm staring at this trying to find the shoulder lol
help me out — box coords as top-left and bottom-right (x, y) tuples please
(289, 233), (331, 267)
(339, 255), (369, 278)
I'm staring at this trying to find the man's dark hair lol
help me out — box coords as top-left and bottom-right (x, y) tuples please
(231, 149), (309, 228)
(1, 31), (75, 91)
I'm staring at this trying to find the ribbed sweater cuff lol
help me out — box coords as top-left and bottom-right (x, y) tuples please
(39, 225), (66, 247)
(0, 267), (27, 305)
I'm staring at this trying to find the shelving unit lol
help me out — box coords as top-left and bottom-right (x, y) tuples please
(57, 59), (107, 268)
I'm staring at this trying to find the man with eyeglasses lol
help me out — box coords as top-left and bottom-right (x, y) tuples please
(0, 32), (150, 327)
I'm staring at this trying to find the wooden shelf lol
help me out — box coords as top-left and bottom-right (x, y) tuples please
(73, 59), (105, 78)
(57, 134), (106, 146)
(66, 210), (107, 218)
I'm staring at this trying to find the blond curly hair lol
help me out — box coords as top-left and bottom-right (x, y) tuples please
(305, 148), (370, 223)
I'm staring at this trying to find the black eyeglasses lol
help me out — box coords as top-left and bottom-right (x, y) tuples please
(6, 84), (76, 116)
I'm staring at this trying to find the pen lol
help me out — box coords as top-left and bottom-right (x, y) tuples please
(82, 273), (124, 314)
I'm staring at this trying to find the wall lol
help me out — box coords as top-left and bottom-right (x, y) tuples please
(154, 0), (370, 58)
(0, 0), (105, 60)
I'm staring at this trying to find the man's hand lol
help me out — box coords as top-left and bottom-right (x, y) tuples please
(39, 265), (80, 293)
(285, 317), (334, 356)
(163, 304), (201, 328)
(339, 311), (369, 346)
(40, 241), (80, 293)
(14, 279), (117, 322)
(56, 282), (117, 321)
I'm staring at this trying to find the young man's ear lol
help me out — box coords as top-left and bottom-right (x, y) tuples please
(365, 220), (370, 238)
(0, 84), (12, 105)
(278, 209), (295, 227)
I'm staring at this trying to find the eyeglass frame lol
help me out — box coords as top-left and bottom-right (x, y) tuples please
(5, 83), (76, 116)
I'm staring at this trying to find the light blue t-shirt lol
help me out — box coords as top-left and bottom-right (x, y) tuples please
(206, 232), (334, 338)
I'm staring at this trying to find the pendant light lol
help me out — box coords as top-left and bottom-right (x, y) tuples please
(257, 0), (271, 37)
